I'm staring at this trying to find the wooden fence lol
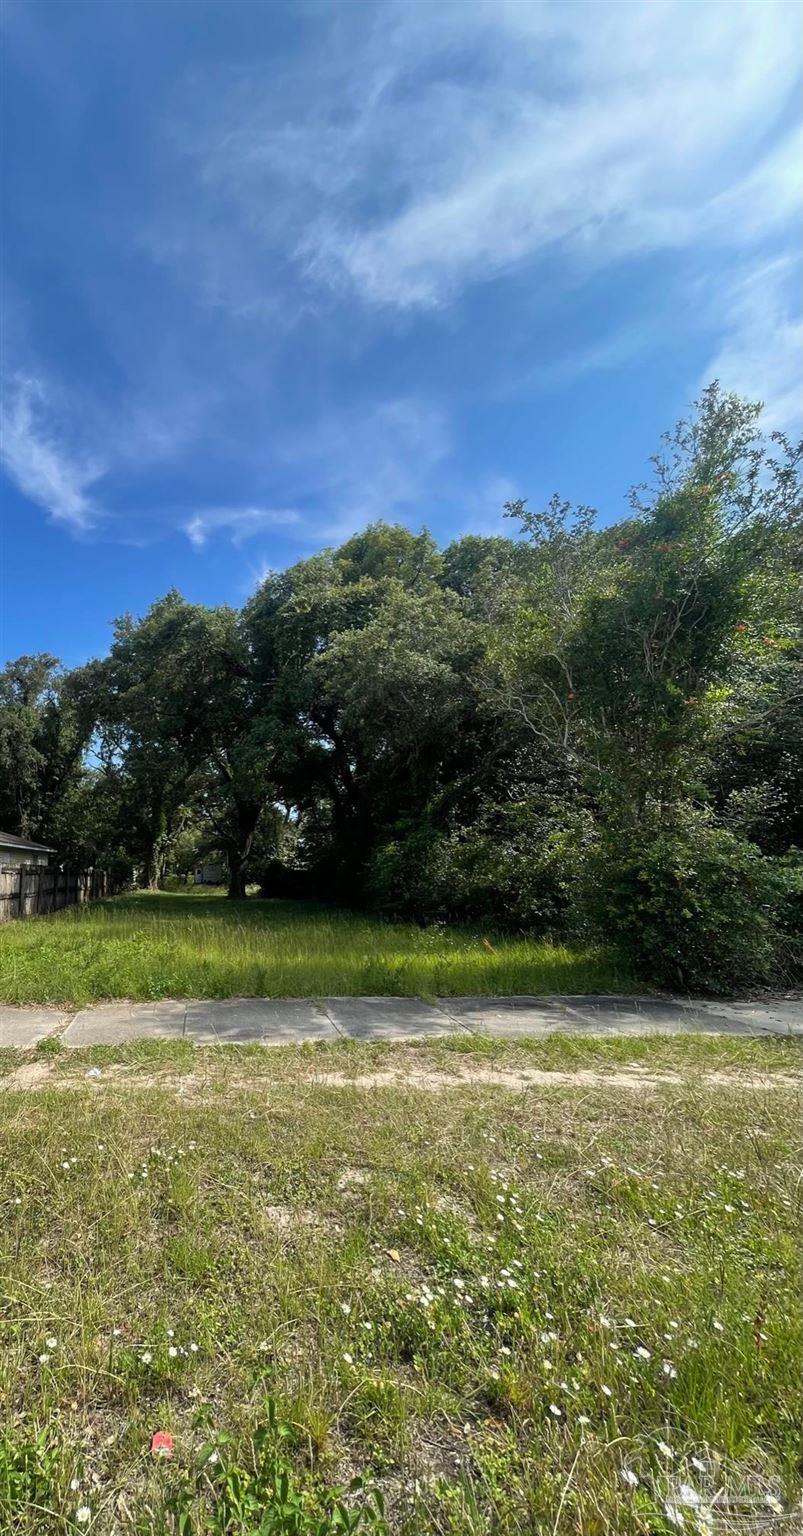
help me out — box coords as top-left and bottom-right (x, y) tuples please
(0, 864), (113, 923)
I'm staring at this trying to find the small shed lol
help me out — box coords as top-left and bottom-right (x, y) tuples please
(194, 860), (225, 885)
(0, 831), (56, 868)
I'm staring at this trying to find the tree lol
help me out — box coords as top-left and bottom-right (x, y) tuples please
(245, 524), (499, 898)
(488, 385), (801, 827)
(87, 592), (278, 897)
(0, 654), (88, 843)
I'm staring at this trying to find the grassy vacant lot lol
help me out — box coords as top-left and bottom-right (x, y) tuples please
(1, 1035), (800, 1535)
(0, 890), (635, 1008)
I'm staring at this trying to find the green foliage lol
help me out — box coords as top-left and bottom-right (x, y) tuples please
(0, 1427), (62, 1523)
(0, 654), (88, 845)
(369, 802), (594, 931)
(582, 807), (795, 992)
(165, 1400), (387, 1535)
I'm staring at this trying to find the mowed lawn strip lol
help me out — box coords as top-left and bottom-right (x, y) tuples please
(1, 1046), (800, 1534)
(0, 889), (635, 1009)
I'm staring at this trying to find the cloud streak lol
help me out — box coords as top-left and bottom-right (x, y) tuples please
(182, 0), (801, 312)
(0, 376), (103, 530)
(701, 258), (802, 435)
(184, 505), (301, 548)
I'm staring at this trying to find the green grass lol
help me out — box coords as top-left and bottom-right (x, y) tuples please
(0, 890), (636, 1008)
(0, 1039), (799, 1534)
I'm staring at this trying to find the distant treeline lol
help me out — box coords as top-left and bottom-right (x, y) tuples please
(1, 385), (800, 990)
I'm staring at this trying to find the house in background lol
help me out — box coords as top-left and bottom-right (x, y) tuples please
(0, 831), (56, 868)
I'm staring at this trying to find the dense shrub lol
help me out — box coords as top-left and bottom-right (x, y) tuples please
(160, 872), (187, 891)
(773, 848), (803, 979)
(583, 806), (798, 993)
(368, 805), (595, 931)
(257, 859), (325, 901)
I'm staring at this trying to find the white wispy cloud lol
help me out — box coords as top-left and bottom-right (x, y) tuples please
(182, 397), (453, 553)
(184, 505), (301, 548)
(0, 375), (104, 530)
(456, 472), (523, 540)
(701, 257), (802, 435)
(274, 396), (453, 545)
(180, 0), (800, 312)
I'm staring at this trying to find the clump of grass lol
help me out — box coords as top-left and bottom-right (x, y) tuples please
(0, 891), (636, 1008)
(35, 1037), (62, 1056)
(0, 1053), (799, 1533)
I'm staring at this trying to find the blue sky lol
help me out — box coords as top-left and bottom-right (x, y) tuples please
(1, 0), (800, 668)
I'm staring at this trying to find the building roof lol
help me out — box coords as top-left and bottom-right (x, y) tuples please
(0, 831), (56, 852)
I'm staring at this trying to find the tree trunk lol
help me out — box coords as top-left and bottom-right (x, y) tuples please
(142, 799), (168, 889)
(225, 801), (261, 899)
(142, 844), (162, 889)
(227, 860), (248, 899)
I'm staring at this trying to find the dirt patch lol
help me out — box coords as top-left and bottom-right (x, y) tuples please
(282, 1066), (797, 1093)
(6, 1061), (56, 1090)
(263, 1203), (322, 1231)
(0, 1061), (796, 1096)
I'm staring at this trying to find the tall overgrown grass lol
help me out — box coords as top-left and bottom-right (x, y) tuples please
(0, 889), (635, 1007)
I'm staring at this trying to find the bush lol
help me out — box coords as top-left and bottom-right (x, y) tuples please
(368, 804), (595, 931)
(257, 860), (323, 901)
(160, 872), (187, 891)
(583, 806), (798, 993)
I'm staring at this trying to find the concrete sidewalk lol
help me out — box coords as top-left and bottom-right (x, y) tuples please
(0, 994), (801, 1050)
